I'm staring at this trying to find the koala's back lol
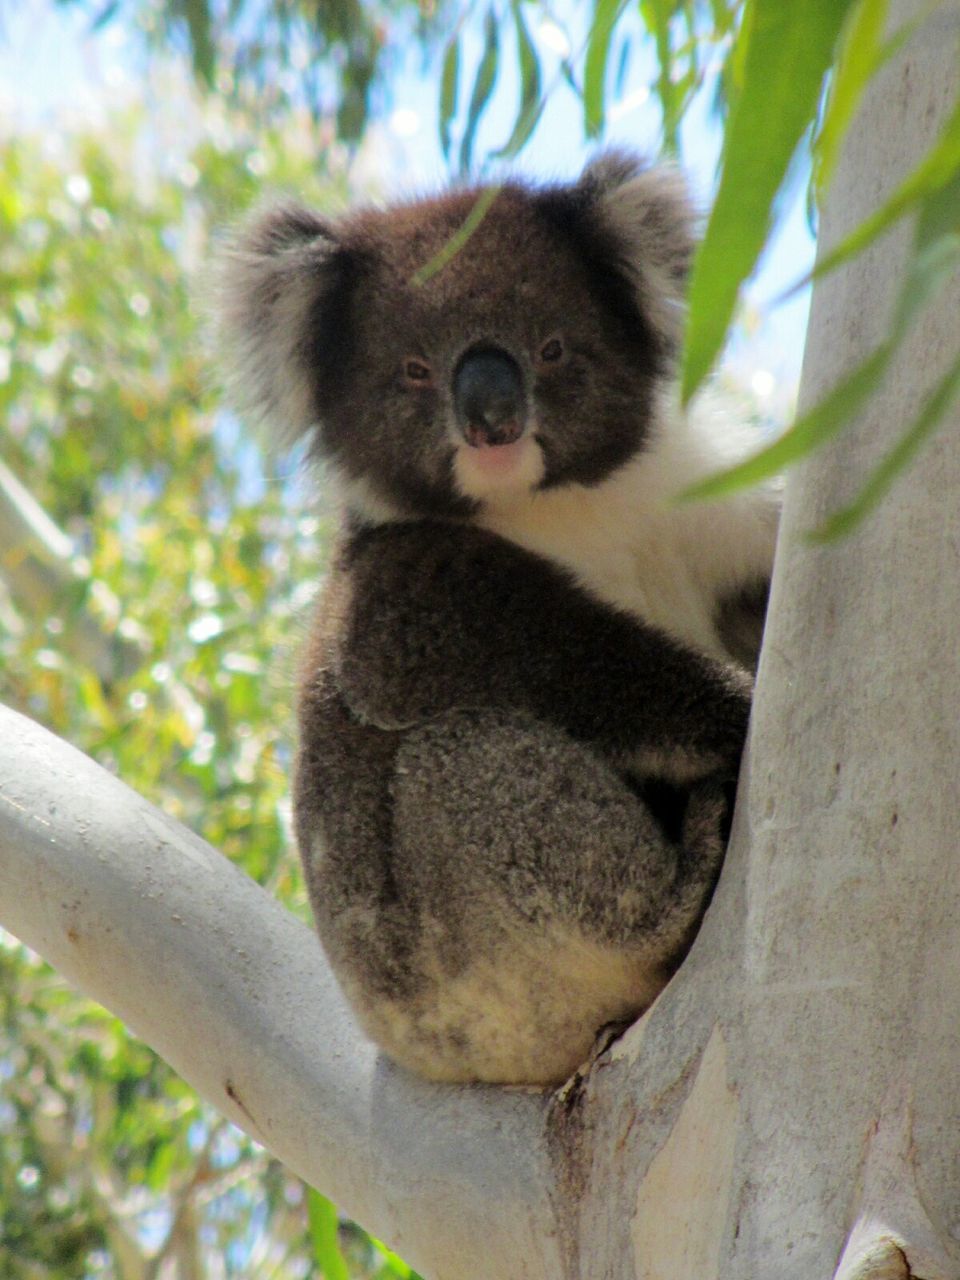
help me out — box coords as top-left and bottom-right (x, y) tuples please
(295, 519), (734, 1085)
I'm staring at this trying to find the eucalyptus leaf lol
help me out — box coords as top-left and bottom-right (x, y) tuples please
(459, 8), (500, 175)
(91, 1), (120, 31)
(798, 100), (960, 292)
(640, 0), (677, 151)
(680, 195), (960, 510)
(307, 1189), (351, 1280)
(491, 0), (544, 158)
(584, 0), (625, 137)
(439, 34), (461, 159)
(412, 185), (501, 285)
(182, 0), (216, 88)
(807, 349), (960, 541)
(614, 35), (632, 98)
(679, 347), (890, 501)
(708, 0), (737, 35)
(814, 0), (889, 196)
(681, 0), (855, 403)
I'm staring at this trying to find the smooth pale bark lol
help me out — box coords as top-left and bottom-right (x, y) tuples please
(0, 704), (562, 1279)
(1, 1), (958, 1276)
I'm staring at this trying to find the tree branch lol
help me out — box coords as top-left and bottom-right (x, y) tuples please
(0, 703), (563, 1280)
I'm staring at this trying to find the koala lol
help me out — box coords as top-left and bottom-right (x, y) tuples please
(218, 154), (780, 1086)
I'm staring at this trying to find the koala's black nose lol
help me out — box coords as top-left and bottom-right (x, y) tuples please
(453, 347), (526, 447)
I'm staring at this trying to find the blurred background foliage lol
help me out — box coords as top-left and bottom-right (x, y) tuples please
(0, 79), (418, 1280)
(0, 0), (957, 1276)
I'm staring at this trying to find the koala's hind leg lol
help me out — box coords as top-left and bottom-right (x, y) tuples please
(377, 707), (727, 1084)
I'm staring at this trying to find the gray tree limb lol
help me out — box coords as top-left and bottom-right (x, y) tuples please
(0, 703), (562, 1278)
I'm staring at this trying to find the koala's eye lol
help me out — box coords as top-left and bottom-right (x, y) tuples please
(539, 336), (564, 364)
(404, 359), (432, 384)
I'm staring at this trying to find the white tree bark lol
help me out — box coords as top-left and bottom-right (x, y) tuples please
(0, 704), (563, 1278)
(1, 2), (958, 1276)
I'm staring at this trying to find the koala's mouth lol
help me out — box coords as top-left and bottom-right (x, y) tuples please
(462, 434), (528, 470)
(462, 418), (524, 449)
(452, 432), (545, 498)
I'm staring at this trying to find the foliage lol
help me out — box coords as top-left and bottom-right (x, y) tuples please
(17, 1), (959, 527)
(41, 0), (445, 144)
(678, 0), (960, 534)
(0, 102), (417, 1279)
(437, 0), (959, 533)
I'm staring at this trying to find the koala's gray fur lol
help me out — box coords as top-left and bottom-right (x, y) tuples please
(218, 154), (780, 1086)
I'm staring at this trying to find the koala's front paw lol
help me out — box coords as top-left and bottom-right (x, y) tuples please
(704, 667), (754, 779)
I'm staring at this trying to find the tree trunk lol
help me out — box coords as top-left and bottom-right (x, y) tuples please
(0, 2), (957, 1277)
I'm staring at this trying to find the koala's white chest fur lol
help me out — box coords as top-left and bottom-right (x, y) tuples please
(478, 397), (781, 657)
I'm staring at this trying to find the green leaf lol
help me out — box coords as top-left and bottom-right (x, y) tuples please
(708, 0), (737, 36)
(560, 57), (580, 95)
(891, 227), (960, 335)
(640, 0), (677, 152)
(614, 36), (632, 98)
(459, 8), (500, 175)
(814, 0), (889, 196)
(306, 1189), (351, 1280)
(680, 195), (960, 508)
(371, 1232), (424, 1277)
(491, 0), (544, 159)
(718, 0), (754, 126)
(681, 0), (855, 402)
(808, 349), (960, 541)
(680, 347), (891, 501)
(439, 34), (461, 160)
(181, 0), (216, 89)
(915, 167), (960, 247)
(800, 97), (960, 291)
(584, 0), (625, 138)
(411, 185), (501, 285)
(91, 2), (121, 32)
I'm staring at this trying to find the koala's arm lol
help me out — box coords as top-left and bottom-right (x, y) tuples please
(318, 519), (753, 782)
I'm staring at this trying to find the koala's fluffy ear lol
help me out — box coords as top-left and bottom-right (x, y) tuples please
(579, 152), (697, 351)
(215, 202), (344, 447)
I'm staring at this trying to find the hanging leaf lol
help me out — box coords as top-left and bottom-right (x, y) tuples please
(459, 8), (500, 175)
(412, 185), (501, 285)
(814, 0), (889, 197)
(794, 98), (960, 294)
(491, 0), (544, 159)
(613, 35), (632, 98)
(680, 347), (891, 501)
(91, 2), (121, 32)
(370, 1231), (426, 1278)
(560, 57), (580, 95)
(439, 34), (461, 160)
(708, 0), (737, 36)
(181, 0), (216, 89)
(583, 0), (625, 138)
(681, 0), (855, 403)
(808, 350), (960, 541)
(680, 196), (960, 516)
(640, 0), (677, 152)
(306, 1189), (351, 1280)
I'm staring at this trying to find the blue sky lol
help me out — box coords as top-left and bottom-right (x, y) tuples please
(0, 1), (813, 416)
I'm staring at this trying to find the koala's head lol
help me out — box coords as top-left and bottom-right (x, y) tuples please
(218, 153), (695, 519)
